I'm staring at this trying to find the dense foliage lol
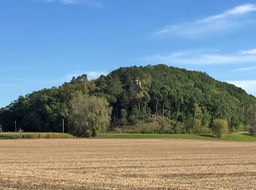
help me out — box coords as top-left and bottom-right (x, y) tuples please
(68, 92), (111, 137)
(1, 65), (256, 137)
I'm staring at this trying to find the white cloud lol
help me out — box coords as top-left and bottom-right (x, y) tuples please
(45, 0), (79, 4)
(205, 4), (256, 21)
(148, 49), (256, 66)
(44, 0), (103, 7)
(67, 71), (107, 81)
(155, 4), (256, 38)
(86, 71), (107, 80)
(226, 4), (256, 15)
(240, 48), (256, 55)
(228, 80), (256, 96)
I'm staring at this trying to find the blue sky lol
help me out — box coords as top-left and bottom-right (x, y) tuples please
(1, 0), (256, 107)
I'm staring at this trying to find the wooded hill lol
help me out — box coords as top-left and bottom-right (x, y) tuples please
(1, 64), (256, 136)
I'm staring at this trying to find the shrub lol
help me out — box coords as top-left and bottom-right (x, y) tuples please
(175, 122), (186, 134)
(84, 129), (93, 138)
(212, 119), (229, 138)
(192, 125), (212, 135)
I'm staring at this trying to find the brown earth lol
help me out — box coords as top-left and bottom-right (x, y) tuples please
(0, 139), (256, 190)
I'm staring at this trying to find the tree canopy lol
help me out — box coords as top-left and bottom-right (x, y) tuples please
(68, 92), (111, 137)
(1, 65), (256, 136)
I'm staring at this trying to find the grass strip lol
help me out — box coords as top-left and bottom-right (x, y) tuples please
(0, 132), (73, 139)
(97, 133), (256, 142)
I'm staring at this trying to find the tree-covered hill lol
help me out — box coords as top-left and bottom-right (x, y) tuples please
(1, 64), (256, 136)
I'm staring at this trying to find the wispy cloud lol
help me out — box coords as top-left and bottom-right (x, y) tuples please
(148, 49), (256, 66)
(233, 65), (256, 72)
(44, 0), (103, 8)
(232, 50), (256, 71)
(228, 80), (256, 96)
(67, 71), (108, 81)
(46, 0), (77, 4)
(155, 4), (256, 38)
(240, 48), (256, 55)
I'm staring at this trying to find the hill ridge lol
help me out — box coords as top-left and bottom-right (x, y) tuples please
(1, 64), (255, 135)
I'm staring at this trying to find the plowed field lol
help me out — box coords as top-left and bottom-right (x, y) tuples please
(0, 139), (256, 189)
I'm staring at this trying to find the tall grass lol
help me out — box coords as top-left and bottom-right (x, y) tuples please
(0, 132), (73, 139)
(97, 133), (214, 139)
(97, 133), (256, 142)
(221, 134), (256, 142)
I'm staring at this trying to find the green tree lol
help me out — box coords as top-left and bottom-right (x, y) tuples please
(120, 108), (128, 126)
(201, 107), (211, 127)
(68, 92), (111, 137)
(192, 103), (202, 133)
(246, 106), (256, 136)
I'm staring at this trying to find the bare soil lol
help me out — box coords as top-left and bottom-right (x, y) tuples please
(0, 139), (256, 189)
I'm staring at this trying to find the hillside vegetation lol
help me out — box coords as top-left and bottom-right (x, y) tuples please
(1, 64), (256, 137)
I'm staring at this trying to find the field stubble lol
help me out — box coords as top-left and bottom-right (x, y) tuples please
(0, 139), (256, 189)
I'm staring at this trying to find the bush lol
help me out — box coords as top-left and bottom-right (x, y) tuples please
(212, 119), (229, 138)
(175, 122), (186, 134)
(85, 129), (93, 138)
(191, 125), (212, 135)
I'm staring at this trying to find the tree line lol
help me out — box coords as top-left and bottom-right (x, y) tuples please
(1, 64), (256, 137)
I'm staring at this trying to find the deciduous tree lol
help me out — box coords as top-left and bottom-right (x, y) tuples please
(212, 119), (229, 138)
(68, 92), (111, 137)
